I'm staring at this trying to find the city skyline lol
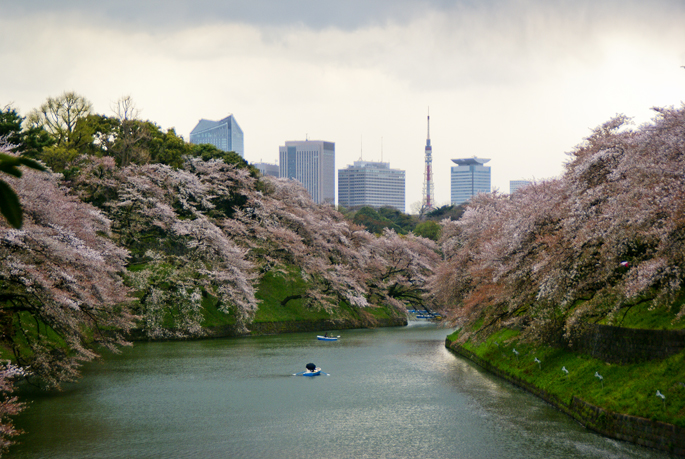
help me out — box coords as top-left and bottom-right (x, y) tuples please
(254, 150), (536, 211)
(2, 1), (684, 208)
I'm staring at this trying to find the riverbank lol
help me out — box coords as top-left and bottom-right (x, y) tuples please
(446, 329), (685, 456)
(126, 289), (409, 341)
(127, 316), (408, 340)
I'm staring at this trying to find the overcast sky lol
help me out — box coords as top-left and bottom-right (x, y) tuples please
(2, 0), (684, 211)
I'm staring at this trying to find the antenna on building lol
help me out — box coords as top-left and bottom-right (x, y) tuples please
(427, 107), (430, 139)
(421, 107), (435, 215)
(381, 137), (383, 162)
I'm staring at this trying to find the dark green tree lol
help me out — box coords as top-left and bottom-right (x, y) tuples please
(426, 204), (465, 221)
(71, 114), (120, 156)
(352, 206), (403, 234)
(0, 152), (46, 228)
(413, 220), (442, 241)
(377, 206), (419, 233)
(0, 107), (22, 146)
(189, 143), (258, 176)
(148, 127), (191, 169)
(0, 105), (54, 158)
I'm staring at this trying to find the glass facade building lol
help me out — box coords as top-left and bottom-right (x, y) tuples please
(450, 157), (491, 205)
(509, 180), (532, 194)
(338, 161), (405, 212)
(189, 115), (244, 157)
(279, 140), (335, 205)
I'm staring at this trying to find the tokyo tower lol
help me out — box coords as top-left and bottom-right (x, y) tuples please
(421, 110), (435, 213)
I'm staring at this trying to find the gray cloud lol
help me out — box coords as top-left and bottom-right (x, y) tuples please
(6, 0), (460, 30)
(3, 0), (684, 207)
(11, 0), (682, 31)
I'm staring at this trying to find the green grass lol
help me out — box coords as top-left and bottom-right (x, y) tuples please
(250, 265), (401, 324)
(125, 262), (404, 330)
(447, 329), (685, 427)
(200, 293), (236, 327)
(252, 267), (331, 323)
(609, 300), (685, 330)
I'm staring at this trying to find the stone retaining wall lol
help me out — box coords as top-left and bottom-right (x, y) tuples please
(446, 340), (685, 457)
(128, 316), (408, 341)
(573, 323), (685, 363)
(244, 317), (407, 336)
(568, 396), (685, 454)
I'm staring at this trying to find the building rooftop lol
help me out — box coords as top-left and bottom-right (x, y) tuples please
(451, 157), (491, 166)
(345, 160), (392, 169)
(190, 115), (236, 135)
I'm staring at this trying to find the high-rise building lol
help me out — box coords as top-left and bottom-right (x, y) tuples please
(189, 115), (244, 157)
(279, 140), (335, 205)
(450, 157), (491, 205)
(338, 161), (405, 212)
(510, 180), (532, 194)
(253, 162), (279, 177)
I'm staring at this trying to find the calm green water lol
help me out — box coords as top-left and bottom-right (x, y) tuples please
(10, 322), (666, 458)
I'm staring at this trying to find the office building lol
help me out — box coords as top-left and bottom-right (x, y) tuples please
(279, 140), (335, 205)
(254, 162), (279, 177)
(338, 161), (405, 212)
(189, 115), (244, 157)
(510, 180), (532, 194)
(450, 157), (491, 205)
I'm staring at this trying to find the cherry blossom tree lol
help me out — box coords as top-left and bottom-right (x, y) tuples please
(73, 157), (259, 337)
(0, 362), (27, 455)
(70, 152), (440, 337)
(434, 105), (685, 344)
(223, 173), (441, 315)
(0, 147), (135, 388)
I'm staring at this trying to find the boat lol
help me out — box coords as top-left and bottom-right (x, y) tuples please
(317, 335), (338, 341)
(302, 367), (322, 377)
(297, 362), (323, 377)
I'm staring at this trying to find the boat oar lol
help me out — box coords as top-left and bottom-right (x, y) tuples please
(292, 371), (305, 376)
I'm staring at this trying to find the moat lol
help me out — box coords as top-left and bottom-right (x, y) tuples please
(11, 322), (665, 458)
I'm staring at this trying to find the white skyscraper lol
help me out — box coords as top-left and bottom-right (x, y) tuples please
(338, 161), (405, 212)
(279, 140), (335, 205)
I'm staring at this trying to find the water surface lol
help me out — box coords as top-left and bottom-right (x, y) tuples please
(11, 322), (666, 458)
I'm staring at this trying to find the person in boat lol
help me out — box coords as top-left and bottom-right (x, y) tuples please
(324, 332), (328, 337)
(305, 363), (317, 372)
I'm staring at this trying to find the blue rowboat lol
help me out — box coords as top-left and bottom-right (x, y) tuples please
(294, 363), (327, 377)
(317, 335), (338, 341)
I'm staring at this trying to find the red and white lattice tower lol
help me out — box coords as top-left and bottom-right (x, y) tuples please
(422, 111), (435, 213)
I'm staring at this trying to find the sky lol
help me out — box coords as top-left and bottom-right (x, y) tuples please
(1, 0), (684, 212)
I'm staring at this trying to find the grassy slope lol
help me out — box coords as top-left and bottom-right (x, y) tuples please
(202, 266), (402, 328)
(446, 304), (685, 428)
